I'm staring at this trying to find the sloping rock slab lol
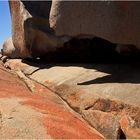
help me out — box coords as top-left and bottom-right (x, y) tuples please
(0, 62), (104, 139)
(2, 59), (140, 139)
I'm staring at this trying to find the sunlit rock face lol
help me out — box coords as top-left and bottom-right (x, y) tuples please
(50, 1), (140, 51)
(6, 1), (68, 58)
(2, 37), (19, 58)
(2, 1), (140, 59)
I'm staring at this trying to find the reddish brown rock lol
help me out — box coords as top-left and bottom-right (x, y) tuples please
(3, 59), (140, 139)
(0, 63), (104, 139)
(82, 110), (121, 139)
(120, 115), (140, 139)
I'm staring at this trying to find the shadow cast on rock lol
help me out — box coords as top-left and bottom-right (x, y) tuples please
(21, 37), (140, 84)
(77, 63), (140, 85)
(78, 70), (140, 85)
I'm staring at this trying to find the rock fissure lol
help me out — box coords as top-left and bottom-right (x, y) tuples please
(21, 72), (140, 139)
(1, 1), (140, 138)
(7, 65), (140, 139)
(17, 72), (103, 137)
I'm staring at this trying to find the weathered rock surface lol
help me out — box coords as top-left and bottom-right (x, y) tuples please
(4, 1), (69, 58)
(2, 1), (140, 59)
(0, 62), (104, 139)
(2, 58), (140, 139)
(50, 1), (140, 50)
(1, 0), (140, 139)
(82, 110), (120, 139)
(120, 115), (140, 139)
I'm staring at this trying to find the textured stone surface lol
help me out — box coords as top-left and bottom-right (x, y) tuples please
(28, 63), (140, 108)
(2, 1), (140, 59)
(4, 1), (69, 58)
(120, 115), (140, 139)
(82, 110), (120, 139)
(50, 1), (140, 49)
(0, 63), (104, 139)
(1, 1), (140, 138)
(2, 59), (140, 139)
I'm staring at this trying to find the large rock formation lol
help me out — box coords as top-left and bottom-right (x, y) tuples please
(3, 1), (69, 58)
(2, 58), (140, 139)
(50, 1), (140, 51)
(2, 1), (140, 58)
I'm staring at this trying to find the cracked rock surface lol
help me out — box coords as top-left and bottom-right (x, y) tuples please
(0, 62), (103, 139)
(2, 58), (140, 139)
